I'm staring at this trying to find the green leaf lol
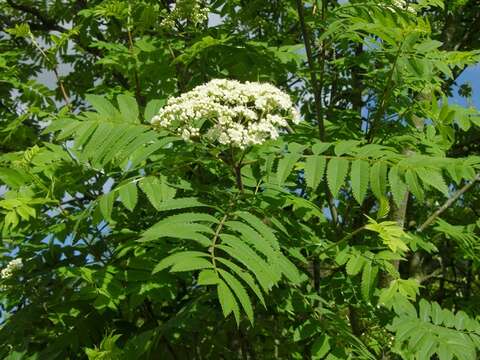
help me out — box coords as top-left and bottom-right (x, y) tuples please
(0, 168), (30, 188)
(378, 283), (397, 307)
(152, 251), (210, 273)
(81, 122), (115, 161)
(415, 39), (442, 53)
(235, 211), (279, 250)
(217, 279), (239, 320)
(377, 196), (390, 219)
(99, 192), (115, 221)
(365, 218), (410, 254)
(74, 121), (97, 149)
(304, 155), (326, 190)
(224, 220), (276, 260)
(370, 161), (388, 200)
(4, 211), (19, 229)
(144, 99), (165, 122)
(312, 334), (331, 359)
(361, 261), (378, 300)
(216, 257), (266, 307)
(437, 342), (453, 360)
(326, 158), (349, 198)
(117, 94), (139, 123)
(85, 94), (118, 118)
(335, 248), (350, 266)
(87, 125), (144, 166)
(312, 142), (331, 155)
(101, 127), (152, 166)
(197, 269), (220, 285)
(118, 182), (138, 211)
(217, 236), (278, 291)
(152, 197), (209, 212)
(218, 269), (254, 324)
(346, 255), (365, 276)
(158, 212), (219, 225)
(170, 257), (213, 272)
(388, 166), (408, 207)
(129, 136), (180, 168)
(276, 152), (301, 185)
(430, 302), (443, 325)
(3, 351), (29, 360)
(334, 140), (360, 156)
(138, 176), (176, 210)
(405, 169), (424, 201)
(351, 159), (370, 204)
(277, 255), (302, 284)
(416, 168), (449, 195)
(141, 222), (213, 245)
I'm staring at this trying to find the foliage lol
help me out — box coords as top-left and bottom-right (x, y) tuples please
(1, 0), (480, 359)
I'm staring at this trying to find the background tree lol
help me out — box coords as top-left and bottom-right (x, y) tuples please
(1, 0), (480, 359)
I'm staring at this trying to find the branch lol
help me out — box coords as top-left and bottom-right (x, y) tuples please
(417, 173), (480, 232)
(127, 27), (144, 106)
(322, 226), (365, 253)
(6, 0), (66, 32)
(367, 44), (403, 142)
(295, 0), (325, 140)
(28, 34), (70, 106)
(295, 0), (341, 230)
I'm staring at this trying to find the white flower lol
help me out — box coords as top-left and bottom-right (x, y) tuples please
(1, 258), (23, 279)
(389, 0), (416, 13)
(151, 79), (301, 148)
(161, 0), (208, 29)
(181, 126), (200, 141)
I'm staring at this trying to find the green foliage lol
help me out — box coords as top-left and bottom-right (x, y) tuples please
(389, 299), (480, 359)
(365, 217), (411, 253)
(1, 0), (480, 359)
(327, 157), (350, 198)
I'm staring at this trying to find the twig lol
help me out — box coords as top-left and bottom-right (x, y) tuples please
(295, 0), (325, 141)
(322, 226), (365, 253)
(295, 0), (340, 229)
(367, 43), (403, 142)
(417, 173), (480, 232)
(126, 6), (144, 106)
(6, 0), (65, 32)
(234, 166), (244, 193)
(28, 34), (70, 106)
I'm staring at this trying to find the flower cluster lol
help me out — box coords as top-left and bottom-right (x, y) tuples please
(151, 79), (301, 149)
(390, 0), (416, 13)
(0, 258), (22, 279)
(161, 0), (208, 29)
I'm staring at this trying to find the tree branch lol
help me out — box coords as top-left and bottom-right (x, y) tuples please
(367, 44), (403, 142)
(127, 27), (144, 106)
(295, 0), (340, 230)
(417, 173), (480, 232)
(295, 0), (325, 140)
(6, 0), (66, 32)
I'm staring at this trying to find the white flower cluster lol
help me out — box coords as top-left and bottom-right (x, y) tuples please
(151, 79), (301, 149)
(0, 258), (22, 279)
(161, 0), (209, 28)
(390, 0), (416, 13)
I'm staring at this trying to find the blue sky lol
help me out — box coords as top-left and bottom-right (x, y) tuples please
(451, 64), (480, 108)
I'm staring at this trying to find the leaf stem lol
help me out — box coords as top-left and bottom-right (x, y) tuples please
(211, 213), (229, 272)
